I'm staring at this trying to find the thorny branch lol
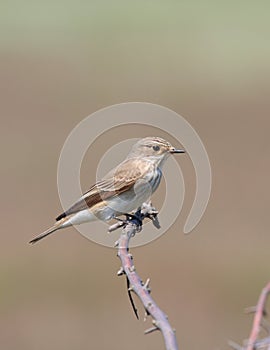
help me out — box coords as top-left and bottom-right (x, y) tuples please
(108, 204), (270, 350)
(109, 202), (178, 350)
(246, 282), (270, 350)
(229, 282), (270, 350)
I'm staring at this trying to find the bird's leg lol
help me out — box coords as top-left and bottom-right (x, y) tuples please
(124, 211), (143, 232)
(109, 203), (160, 233)
(113, 211), (143, 232)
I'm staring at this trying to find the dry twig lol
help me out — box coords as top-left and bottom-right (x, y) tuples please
(109, 202), (179, 350)
(246, 282), (270, 350)
(230, 282), (270, 350)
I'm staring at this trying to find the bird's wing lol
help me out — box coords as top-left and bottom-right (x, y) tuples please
(56, 158), (153, 221)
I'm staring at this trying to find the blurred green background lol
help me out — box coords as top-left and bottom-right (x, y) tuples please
(1, 1), (270, 349)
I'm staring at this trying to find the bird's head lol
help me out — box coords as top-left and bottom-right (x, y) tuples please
(127, 137), (185, 166)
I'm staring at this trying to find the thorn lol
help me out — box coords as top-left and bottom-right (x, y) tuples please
(117, 267), (125, 276)
(144, 326), (159, 335)
(228, 340), (243, 350)
(129, 266), (136, 272)
(128, 286), (134, 292)
(114, 240), (119, 247)
(245, 306), (257, 314)
(144, 278), (150, 288)
(143, 311), (148, 322)
(126, 276), (139, 319)
(108, 220), (125, 233)
(143, 278), (151, 293)
(245, 306), (267, 316)
(152, 319), (160, 329)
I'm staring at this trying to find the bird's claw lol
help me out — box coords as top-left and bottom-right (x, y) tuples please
(114, 213), (143, 232)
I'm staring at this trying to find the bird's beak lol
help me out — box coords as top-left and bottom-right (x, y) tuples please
(170, 147), (185, 154)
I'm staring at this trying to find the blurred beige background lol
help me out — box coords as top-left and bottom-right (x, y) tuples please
(1, 1), (270, 349)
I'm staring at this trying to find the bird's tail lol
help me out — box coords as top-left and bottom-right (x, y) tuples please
(29, 220), (66, 244)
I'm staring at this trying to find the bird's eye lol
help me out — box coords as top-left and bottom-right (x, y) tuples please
(153, 145), (160, 151)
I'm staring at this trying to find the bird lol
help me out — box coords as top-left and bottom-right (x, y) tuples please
(29, 137), (185, 244)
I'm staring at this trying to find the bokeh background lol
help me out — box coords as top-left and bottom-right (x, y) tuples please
(1, 1), (270, 349)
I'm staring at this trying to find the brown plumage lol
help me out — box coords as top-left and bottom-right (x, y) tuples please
(29, 137), (185, 244)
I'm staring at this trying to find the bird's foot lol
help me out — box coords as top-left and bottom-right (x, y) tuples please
(124, 213), (143, 232)
(108, 203), (160, 233)
(113, 213), (143, 232)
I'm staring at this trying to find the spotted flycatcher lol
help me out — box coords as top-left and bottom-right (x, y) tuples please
(29, 137), (185, 244)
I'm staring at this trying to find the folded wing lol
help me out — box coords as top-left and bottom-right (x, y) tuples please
(56, 158), (153, 221)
